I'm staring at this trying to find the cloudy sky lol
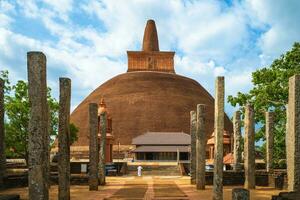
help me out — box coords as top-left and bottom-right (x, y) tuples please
(1, 0), (300, 116)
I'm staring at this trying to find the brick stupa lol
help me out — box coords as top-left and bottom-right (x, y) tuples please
(63, 19), (233, 158)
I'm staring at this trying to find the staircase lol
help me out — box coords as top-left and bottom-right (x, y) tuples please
(127, 162), (182, 176)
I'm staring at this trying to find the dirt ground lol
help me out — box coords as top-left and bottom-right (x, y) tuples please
(0, 176), (286, 199)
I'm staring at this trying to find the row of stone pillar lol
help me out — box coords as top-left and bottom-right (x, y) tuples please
(189, 76), (275, 199)
(0, 51), (107, 199)
(190, 74), (300, 198)
(190, 77), (225, 199)
(26, 52), (73, 200)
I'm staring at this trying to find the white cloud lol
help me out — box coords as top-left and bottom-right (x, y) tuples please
(246, 0), (300, 57)
(0, 13), (12, 29)
(16, 0), (40, 18)
(0, 1), (15, 28)
(43, 0), (73, 21)
(1, 0), (300, 114)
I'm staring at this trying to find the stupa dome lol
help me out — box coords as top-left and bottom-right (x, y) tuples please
(70, 19), (233, 147)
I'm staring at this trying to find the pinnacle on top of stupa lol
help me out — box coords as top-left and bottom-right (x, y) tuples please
(142, 19), (159, 51)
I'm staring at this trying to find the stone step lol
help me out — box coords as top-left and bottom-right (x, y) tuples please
(127, 165), (181, 176)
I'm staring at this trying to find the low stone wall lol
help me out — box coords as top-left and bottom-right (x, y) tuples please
(3, 174), (89, 189)
(3, 170), (287, 189)
(204, 171), (269, 186)
(271, 191), (300, 200)
(3, 174), (28, 189)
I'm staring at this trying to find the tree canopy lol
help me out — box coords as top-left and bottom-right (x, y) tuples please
(1, 70), (78, 163)
(228, 42), (300, 164)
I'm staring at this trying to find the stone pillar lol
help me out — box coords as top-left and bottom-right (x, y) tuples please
(232, 188), (249, 200)
(89, 103), (99, 190)
(213, 76), (224, 200)
(58, 78), (71, 200)
(266, 111), (274, 173)
(233, 111), (242, 172)
(99, 111), (107, 185)
(27, 52), (49, 200)
(244, 104), (255, 189)
(287, 75), (300, 192)
(190, 110), (196, 185)
(196, 104), (206, 190)
(0, 79), (5, 187)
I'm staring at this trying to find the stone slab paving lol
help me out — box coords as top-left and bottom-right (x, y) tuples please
(104, 178), (148, 200)
(0, 176), (287, 199)
(153, 180), (188, 199)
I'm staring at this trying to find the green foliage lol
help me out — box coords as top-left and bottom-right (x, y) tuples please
(5, 80), (30, 160)
(0, 70), (11, 94)
(228, 42), (300, 164)
(69, 123), (79, 145)
(1, 70), (79, 163)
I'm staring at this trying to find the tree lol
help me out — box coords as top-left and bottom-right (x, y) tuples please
(69, 123), (79, 145)
(1, 70), (79, 164)
(228, 42), (300, 164)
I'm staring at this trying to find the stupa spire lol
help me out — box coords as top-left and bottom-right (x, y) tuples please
(142, 19), (159, 51)
(127, 19), (175, 73)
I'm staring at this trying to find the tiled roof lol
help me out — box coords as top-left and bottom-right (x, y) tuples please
(132, 145), (190, 153)
(132, 132), (191, 145)
(207, 131), (231, 145)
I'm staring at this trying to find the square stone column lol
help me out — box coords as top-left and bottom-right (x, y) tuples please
(244, 104), (255, 189)
(190, 110), (196, 184)
(196, 104), (206, 190)
(213, 76), (224, 200)
(99, 111), (107, 185)
(0, 79), (5, 187)
(89, 103), (99, 190)
(265, 111), (274, 173)
(233, 111), (242, 172)
(287, 75), (300, 192)
(58, 78), (71, 200)
(27, 51), (49, 200)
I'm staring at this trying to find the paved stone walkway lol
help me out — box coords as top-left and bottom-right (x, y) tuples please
(0, 176), (286, 199)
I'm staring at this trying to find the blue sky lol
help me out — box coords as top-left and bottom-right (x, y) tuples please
(1, 0), (300, 117)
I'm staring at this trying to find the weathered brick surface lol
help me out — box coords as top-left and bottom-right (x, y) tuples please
(233, 111), (242, 172)
(213, 76), (224, 200)
(99, 112), (107, 185)
(127, 51), (175, 73)
(0, 79), (5, 187)
(27, 51), (49, 200)
(196, 104), (206, 190)
(89, 103), (98, 190)
(190, 110), (196, 185)
(244, 104), (255, 189)
(58, 78), (71, 200)
(287, 75), (300, 192)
